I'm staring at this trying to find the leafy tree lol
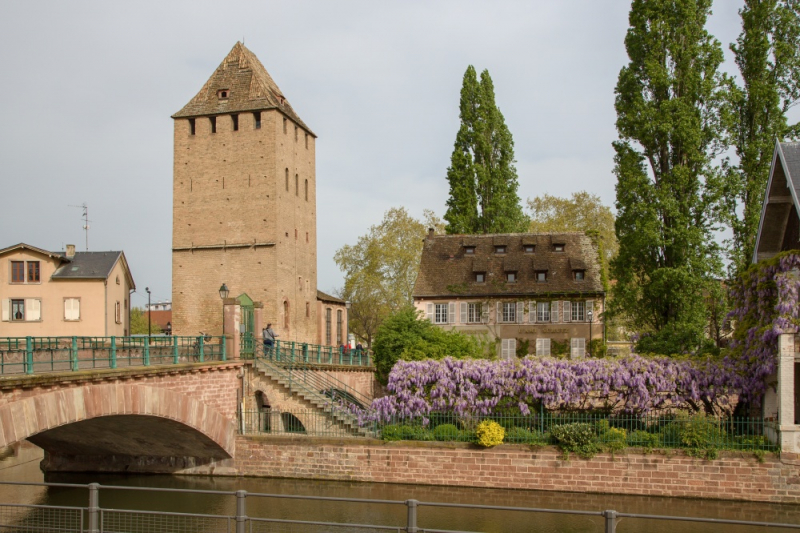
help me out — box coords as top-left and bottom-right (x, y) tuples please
(723, 0), (800, 274)
(444, 66), (528, 234)
(371, 307), (484, 383)
(335, 208), (443, 347)
(527, 191), (619, 259)
(609, 0), (726, 354)
(130, 307), (162, 335)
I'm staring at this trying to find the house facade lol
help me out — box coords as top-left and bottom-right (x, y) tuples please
(413, 231), (605, 359)
(0, 243), (135, 337)
(316, 290), (349, 347)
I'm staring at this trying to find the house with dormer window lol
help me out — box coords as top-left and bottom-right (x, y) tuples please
(412, 231), (605, 359)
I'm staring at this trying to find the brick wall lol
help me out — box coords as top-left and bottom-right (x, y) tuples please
(233, 437), (800, 504)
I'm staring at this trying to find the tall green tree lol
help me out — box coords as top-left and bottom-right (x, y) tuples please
(610, 0), (726, 354)
(444, 66), (527, 234)
(724, 0), (800, 274)
(334, 208), (443, 347)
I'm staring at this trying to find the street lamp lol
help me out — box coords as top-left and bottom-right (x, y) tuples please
(145, 287), (151, 337)
(587, 309), (594, 357)
(165, 322), (172, 336)
(219, 283), (229, 351)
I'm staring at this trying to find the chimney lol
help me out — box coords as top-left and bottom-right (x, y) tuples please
(66, 244), (76, 258)
(427, 228), (435, 240)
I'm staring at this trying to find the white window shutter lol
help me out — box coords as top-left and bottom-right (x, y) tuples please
(563, 301), (571, 322)
(571, 338), (578, 358)
(509, 338), (516, 359)
(496, 302), (502, 323)
(74, 299), (81, 320)
(460, 302), (468, 324)
(26, 299), (41, 321)
(426, 303), (434, 322)
(64, 299), (70, 320)
(529, 301), (536, 323)
(501, 339), (508, 359)
(587, 300), (595, 322)
(516, 302), (524, 324)
(1, 299), (8, 321)
(449, 302), (456, 324)
(543, 338), (551, 356)
(551, 301), (559, 323)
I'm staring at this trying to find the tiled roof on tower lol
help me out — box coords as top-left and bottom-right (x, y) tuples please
(172, 42), (313, 135)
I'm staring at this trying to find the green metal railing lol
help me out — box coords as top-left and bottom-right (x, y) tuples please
(0, 335), (226, 376)
(248, 338), (372, 367)
(241, 409), (370, 437)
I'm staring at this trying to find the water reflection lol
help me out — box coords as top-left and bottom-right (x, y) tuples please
(0, 444), (798, 532)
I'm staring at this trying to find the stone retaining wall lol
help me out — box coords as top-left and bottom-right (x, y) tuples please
(232, 436), (800, 503)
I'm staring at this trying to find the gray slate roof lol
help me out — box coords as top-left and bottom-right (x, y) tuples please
(52, 251), (123, 280)
(172, 42), (314, 135)
(753, 141), (800, 262)
(413, 232), (604, 299)
(317, 290), (345, 304)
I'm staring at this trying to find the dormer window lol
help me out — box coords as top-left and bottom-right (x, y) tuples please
(495, 245), (506, 254)
(217, 89), (230, 99)
(524, 245), (535, 253)
(506, 272), (517, 283)
(574, 270), (585, 281)
(536, 271), (547, 282)
(553, 244), (565, 252)
(464, 246), (475, 255)
(475, 272), (486, 283)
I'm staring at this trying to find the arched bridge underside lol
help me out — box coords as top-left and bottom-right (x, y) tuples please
(0, 384), (236, 471)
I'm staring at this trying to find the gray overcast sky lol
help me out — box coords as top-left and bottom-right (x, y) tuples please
(0, 1), (745, 309)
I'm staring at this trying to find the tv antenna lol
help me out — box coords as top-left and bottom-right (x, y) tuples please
(69, 203), (91, 251)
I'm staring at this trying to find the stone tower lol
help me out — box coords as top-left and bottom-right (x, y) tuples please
(171, 42), (317, 343)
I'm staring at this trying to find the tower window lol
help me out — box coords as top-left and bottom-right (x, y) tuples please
(253, 112), (261, 129)
(285, 169), (289, 191)
(189, 118), (195, 136)
(217, 89), (229, 99)
(210, 116), (216, 134)
(295, 126), (298, 142)
(295, 174), (299, 196)
(232, 114), (239, 131)
(304, 179), (308, 201)
(305, 133), (308, 149)
(283, 118), (287, 134)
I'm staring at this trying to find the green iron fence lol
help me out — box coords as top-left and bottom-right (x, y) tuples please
(248, 338), (372, 367)
(239, 408), (778, 452)
(0, 335), (226, 376)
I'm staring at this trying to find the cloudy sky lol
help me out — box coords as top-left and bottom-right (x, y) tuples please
(0, 1), (746, 308)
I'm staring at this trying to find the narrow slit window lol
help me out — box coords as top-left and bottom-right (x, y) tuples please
(295, 174), (299, 196)
(295, 126), (298, 142)
(189, 118), (196, 135)
(232, 114), (239, 131)
(305, 133), (308, 149)
(253, 112), (261, 129)
(210, 116), (216, 134)
(283, 118), (287, 134)
(285, 169), (289, 191)
(304, 179), (308, 201)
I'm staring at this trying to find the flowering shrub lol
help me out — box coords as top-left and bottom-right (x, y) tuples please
(476, 420), (504, 447)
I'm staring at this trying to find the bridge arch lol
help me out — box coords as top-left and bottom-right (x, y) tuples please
(0, 384), (236, 459)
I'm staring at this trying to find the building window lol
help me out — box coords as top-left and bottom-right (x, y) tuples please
(283, 117), (287, 134)
(553, 244), (565, 252)
(468, 303), (482, 323)
(464, 246), (475, 255)
(253, 112), (261, 129)
(305, 133), (309, 149)
(475, 272), (485, 283)
(571, 301), (586, 322)
(11, 261), (24, 283)
(284, 300), (290, 330)
(306, 232), (309, 243)
(336, 309), (343, 345)
(571, 338), (586, 358)
(537, 301), (551, 322)
(495, 246), (506, 254)
(11, 299), (24, 321)
(295, 174), (299, 196)
(217, 89), (229, 99)
(285, 169), (289, 191)
(298, 276), (303, 291)
(325, 308), (332, 345)
(506, 272), (516, 283)
(115, 301), (121, 324)
(210, 116), (217, 134)
(232, 114), (239, 131)
(27, 261), (39, 282)
(434, 303), (449, 324)
(536, 338), (551, 356)
(524, 245), (535, 253)
(306, 302), (310, 318)
(536, 271), (547, 282)
(574, 270), (585, 281)
(501, 302), (516, 323)
(304, 179), (308, 201)
(295, 125), (298, 142)
(189, 118), (196, 135)
(64, 298), (80, 321)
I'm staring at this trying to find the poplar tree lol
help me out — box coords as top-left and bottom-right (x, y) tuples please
(444, 66), (527, 234)
(725, 0), (800, 274)
(609, 0), (726, 354)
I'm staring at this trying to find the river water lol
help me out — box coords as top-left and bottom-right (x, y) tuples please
(1, 444), (799, 532)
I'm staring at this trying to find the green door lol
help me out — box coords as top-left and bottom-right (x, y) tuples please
(238, 293), (255, 358)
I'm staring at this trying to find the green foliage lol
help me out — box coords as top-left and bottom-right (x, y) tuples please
(372, 307), (484, 383)
(627, 429), (660, 448)
(596, 420), (627, 452)
(515, 338), (530, 358)
(476, 420), (505, 447)
(550, 339), (569, 357)
(433, 424), (460, 441)
(381, 424), (403, 441)
(723, 0), (800, 275)
(588, 339), (607, 358)
(130, 308), (162, 335)
(676, 415), (724, 449)
(505, 427), (548, 445)
(335, 208), (444, 348)
(444, 66), (528, 234)
(609, 0), (726, 355)
(551, 423), (600, 459)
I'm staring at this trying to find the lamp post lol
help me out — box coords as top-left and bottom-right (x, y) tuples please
(219, 283), (229, 350)
(165, 322), (172, 336)
(145, 287), (151, 337)
(587, 309), (593, 357)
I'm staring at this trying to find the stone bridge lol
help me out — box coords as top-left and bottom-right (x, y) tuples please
(0, 360), (378, 474)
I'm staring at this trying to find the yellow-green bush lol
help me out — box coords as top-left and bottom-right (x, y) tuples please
(476, 420), (505, 447)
